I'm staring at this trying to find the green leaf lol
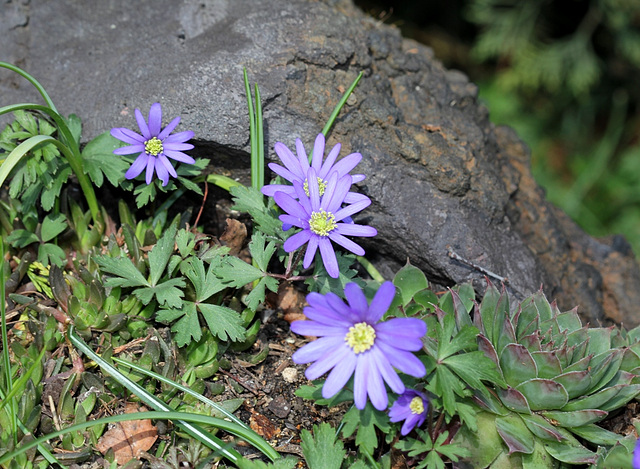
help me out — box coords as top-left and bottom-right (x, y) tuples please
(542, 438), (598, 465)
(249, 231), (277, 272)
(134, 277), (185, 308)
(244, 275), (279, 311)
(393, 261), (428, 306)
(37, 243), (64, 267)
(199, 303), (246, 342)
(236, 456), (299, 469)
(342, 403), (391, 455)
(429, 365), (469, 415)
(6, 229), (40, 248)
(182, 256), (226, 301)
(295, 381), (354, 407)
(95, 255), (149, 288)
(305, 252), (360, 296)
(64, 113), (82, 145)
(148, 221), (178, 286)
(300, 423), (345, 469)
(41, 213), (67, 243)
(230, 185), (282, 238)
(157, 302), (201, 347)
(437, 324), (480, 360)
(133, 180), (157, 208)
(495, 414), (535, 455)
(40, 165), (71, 210)
(216, 255), (264, 288)
(442, 351), (505, 390)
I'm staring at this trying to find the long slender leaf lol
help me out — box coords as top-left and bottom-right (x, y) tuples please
(68, 327), (280, 462)
(111, 356), (247, 428)
(0, 410), (276, 465)
(320, 71), (363, 138)
(0, 135), (55, 189)
(0, 62), (58, 111)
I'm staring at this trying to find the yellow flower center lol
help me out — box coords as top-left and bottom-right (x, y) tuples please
(303, 177), (328, 197)
(145, 137), (163, 156)
(345, 322), (376, 354)
(409, 396), (424, 414)
(309, 210), (337, 236)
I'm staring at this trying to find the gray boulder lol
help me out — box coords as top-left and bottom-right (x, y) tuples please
(2, 0), (639, 325)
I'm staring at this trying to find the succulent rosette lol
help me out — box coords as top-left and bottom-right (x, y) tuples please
(291, 281), (427, 411)
(111, 102), (195, 186)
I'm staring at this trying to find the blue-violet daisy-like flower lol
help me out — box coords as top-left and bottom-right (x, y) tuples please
(273, 167), (376, 278)
(111, 102), (195, 186)
(389, 389), (429, 436)
(262, 133), (368, 204)
(291, 281), (427, 411)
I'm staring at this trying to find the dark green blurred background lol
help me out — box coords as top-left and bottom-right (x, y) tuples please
(356, 0), (640, 256)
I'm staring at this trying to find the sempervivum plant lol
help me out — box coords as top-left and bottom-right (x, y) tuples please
(448, 280), (640, 468)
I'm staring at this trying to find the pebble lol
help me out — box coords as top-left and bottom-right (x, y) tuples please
(281, 367), (298, 383)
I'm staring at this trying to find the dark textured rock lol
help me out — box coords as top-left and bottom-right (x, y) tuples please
(2, 0), (639, 326)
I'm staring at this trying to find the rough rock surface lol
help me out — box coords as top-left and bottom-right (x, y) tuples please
(2, 0), (639, 326)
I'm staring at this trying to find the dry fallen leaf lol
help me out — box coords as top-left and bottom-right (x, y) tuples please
(95, 403), (158, 465)
(220, 218), (247, 255)
(249, 409), (280, 440)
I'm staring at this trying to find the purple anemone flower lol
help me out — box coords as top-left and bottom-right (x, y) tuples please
(262, 133), (368, 204)
(273, 167), (376, 278)
(111, 103), (195, 186)
(291, 282), (427, 411)
(389, 389), (429, 436)
(634, 438), (640, 468)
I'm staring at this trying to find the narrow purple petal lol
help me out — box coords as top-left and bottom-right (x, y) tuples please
(334, 199), (371, 222)
(328, 233), (365, 256)
(303, 304), (356, 326)
(292, 335), (346, 363)
(376, 318), (427, 345)
(319, 237), (339, 278)
(164, 142), (194, 151)
(344, 192), (369, 204)
(145, 156), (156, 185)
(370, 346), (405, 394)
(295, 139), (310, 174)
(111, 127), (145, 144)
(148, 103), (162, 136)
(155, 157), (170, 186)
(125, 153), (149, 180)
(377, 341), (427, 377)
(291, 320), (347, 337)
(353, 357), (368, 410)
(335, 224), (377, 237)
(164, 149), (196, 164)
(279, 214), (306, 229)
(307, 168), (321, 211)
(158, 116), (181, 140)
(366, 281), (397, 322)
(323, 352), (357, 398)
(305, 345), (351, 380)
(283, 230), (312, 252)
(325, 293), (360, 323)
(135, 108), (151, 139)
(324, 175), (352, 213)
(293, 181), (312, 214)
(303, 235), (319, 268)
(267, 163), (298, 184)
(158, 154), (178, 179)
(344, 283), (369, 316)
(163, 130), (194, 144)
(319, 143), (341, 179)
(332, 153), (362, 177)
(274, 192), (309, 219)
(114, 144), (145, 155)
(352, 174), (366, 183)
(274, 142), (305, 179)
(262, 183), (296, 197)
(311, 133), (325, 171)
